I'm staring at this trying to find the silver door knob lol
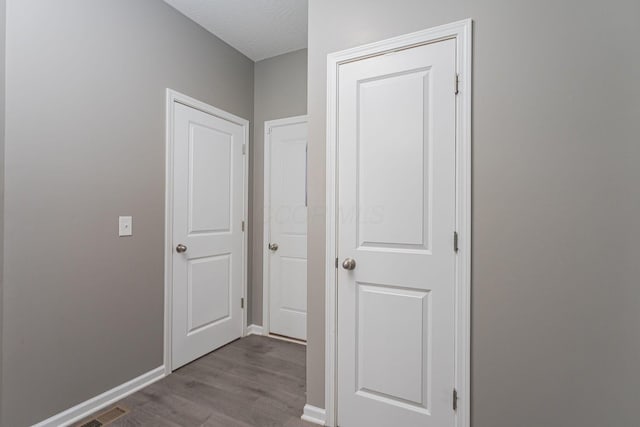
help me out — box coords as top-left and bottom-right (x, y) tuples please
(342, 258), (356, 270)
(268, 243), (279, 251)
(176, 244), (187, 253)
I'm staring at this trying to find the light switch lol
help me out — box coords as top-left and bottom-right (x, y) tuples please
(119, 216), (132, 237)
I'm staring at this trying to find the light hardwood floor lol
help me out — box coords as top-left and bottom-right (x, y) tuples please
(81, 335), (317, 427)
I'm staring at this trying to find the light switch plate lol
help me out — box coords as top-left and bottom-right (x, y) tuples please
(119, 216), (132, 237)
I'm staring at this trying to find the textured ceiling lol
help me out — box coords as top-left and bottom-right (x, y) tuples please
(164, 0), (308, 61)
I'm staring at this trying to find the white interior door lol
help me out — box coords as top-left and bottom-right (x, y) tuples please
(265, 118), (308, 341)
(172, 102), (245, 370)
(336, 39), (457, 426)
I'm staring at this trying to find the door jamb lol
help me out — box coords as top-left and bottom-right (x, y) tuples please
(262, 115), (309, 337)
(324, 19), (473, 427)
(164, 88), (250, 376)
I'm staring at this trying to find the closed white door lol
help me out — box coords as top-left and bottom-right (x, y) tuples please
(337, 39), (457, 426)
(172, 102), (245, 370)
(265, 118), (308, 341)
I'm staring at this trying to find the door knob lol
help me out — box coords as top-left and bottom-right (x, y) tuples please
(342, 258), (356, 270)
(268, 243), (279, 251)
(176, 244), (187, 253)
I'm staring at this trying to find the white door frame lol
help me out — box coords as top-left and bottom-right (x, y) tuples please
(262, 115), (309, 338)
(164, 88), (250, 375)
(324, 19), (473, 427)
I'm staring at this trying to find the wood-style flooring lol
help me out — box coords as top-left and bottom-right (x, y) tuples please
(80, 335), (317, 427)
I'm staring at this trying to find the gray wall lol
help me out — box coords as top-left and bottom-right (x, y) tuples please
(0, 0), (5, 419)
(250, 49), (307, 325)
(306, 0), (640, 426)
(1, 1), (253, 426)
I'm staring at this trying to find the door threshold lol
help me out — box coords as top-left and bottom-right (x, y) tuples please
(265, 333), (307, 346)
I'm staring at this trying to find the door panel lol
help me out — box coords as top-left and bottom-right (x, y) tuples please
(357, 283), (429, 408)
(172, 102), (244, 370)
(279, 256), (307, 314)
(267, 120), (308, 341)
(358, 69), (431, 250)
(187, 254), (231, 333)
(337, 39), (456, 426)
(188, 124), (232, 233)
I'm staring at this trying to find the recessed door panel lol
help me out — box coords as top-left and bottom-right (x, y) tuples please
(279, 257), (307, 314)
(188, 124), (232, 234)
(277, 141), (307, 236)
(358, 70), (431, 251)
(187, 254), (231, 333)
(357, 283), (429, 409)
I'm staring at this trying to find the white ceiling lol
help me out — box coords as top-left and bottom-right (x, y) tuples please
(164, 0), (308, 62)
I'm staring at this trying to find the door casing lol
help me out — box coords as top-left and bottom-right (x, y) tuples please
(164, 89), (250, 375)
(262, 115), (309, 340)
(324, 19), (472, 427)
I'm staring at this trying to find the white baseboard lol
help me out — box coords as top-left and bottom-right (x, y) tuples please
(301, 404), (326, 425)
(247, 324), (264, 335)
(33, 366), (165, 427)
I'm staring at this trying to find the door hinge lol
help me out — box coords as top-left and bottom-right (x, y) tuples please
(453, 388), (458, 411)
(335, 257), (339, 269)
(455, 74), (460, 95)
(453, 231), (459, 253)
(241, 297), (244, 309)
(242, 220), (245, 232)
(242, 144), (246, 155)
(268, 127), (272, 135)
